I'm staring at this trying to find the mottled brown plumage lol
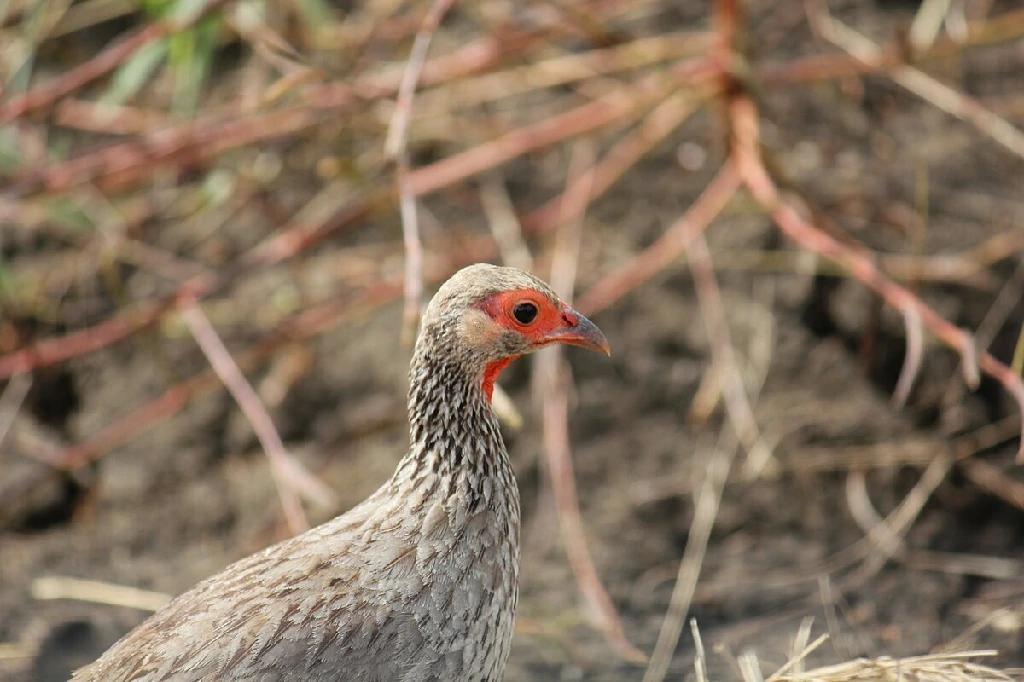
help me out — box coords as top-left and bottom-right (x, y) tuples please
(73, 264), (609, 682)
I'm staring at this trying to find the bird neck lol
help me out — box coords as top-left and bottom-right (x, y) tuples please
(394, 343), (513, 501)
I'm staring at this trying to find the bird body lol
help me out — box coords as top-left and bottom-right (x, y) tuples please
(73, 264), (608, 682)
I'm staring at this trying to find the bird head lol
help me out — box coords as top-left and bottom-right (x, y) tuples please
(419, 264), (610, 400)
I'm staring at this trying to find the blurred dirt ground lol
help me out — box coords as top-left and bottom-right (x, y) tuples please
(2, 1), (1024, 680)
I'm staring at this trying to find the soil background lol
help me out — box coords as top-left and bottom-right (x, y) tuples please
(2, 1), (1024, 680)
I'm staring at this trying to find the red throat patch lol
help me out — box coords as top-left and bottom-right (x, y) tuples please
(482, 356), (520, 402)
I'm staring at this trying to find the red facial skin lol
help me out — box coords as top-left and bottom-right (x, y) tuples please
(481, 356), (519, 402)
(475, 288), (609, 402)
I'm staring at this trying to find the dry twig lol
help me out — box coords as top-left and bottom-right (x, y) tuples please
(385, 0), (455, 345)
(0, 0), (232, 125)
(179, 302), (334, 535)
(524, 90), (705, 235)
(726, 91), (1024, 459)
(844, 455), (953, 585)
(577, 164), (740, 316)
(687, 235), (770, 474)
(480, 175), (533, 272)
(32, 576), (171, 612)
(814, 11), (1024, 161)
(536, 141), (644, 663)
(643, 432), (738, 682)
(407, 73), (676, 198)
(0, 374), (31, 448)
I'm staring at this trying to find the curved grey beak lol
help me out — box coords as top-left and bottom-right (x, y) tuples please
(543, 305), (611, 357)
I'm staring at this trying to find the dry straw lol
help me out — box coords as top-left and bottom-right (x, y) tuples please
(690, 620), (1015, 682)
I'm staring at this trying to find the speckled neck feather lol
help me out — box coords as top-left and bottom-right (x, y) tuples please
(393, 335), (515, 509)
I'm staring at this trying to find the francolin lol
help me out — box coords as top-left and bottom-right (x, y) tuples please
(73, 263), (610, 682)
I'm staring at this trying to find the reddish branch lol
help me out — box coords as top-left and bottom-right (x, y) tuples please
(51, 280), (403, 473)
(577, 165), (741, 317)
(407, 74), (671, 198)
(539, 142), (645, 663)
(723, 63), (1024, 461)
(0, 194), (375, 381)
(3, 0), (1024, 469)
(0, 0), (233, 125)
(5, 6), (1022, 200)
(181, 302), (321, 534)
(39, 235), (498, 474)
(387, 0), (456, 344)
(0, 299), (179, 380)
(522, 90), (706, 235)
(9, 106), (322, 196)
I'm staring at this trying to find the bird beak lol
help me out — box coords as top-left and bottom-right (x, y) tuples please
(545, 305), (611, 356)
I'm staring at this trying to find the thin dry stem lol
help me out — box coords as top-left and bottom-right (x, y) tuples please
(845, 471), (901, 557)
(0, 297), (177, 380)
(54, 99), (170, 135)
(643, 432), (738, 682)
(691, 620), (709, 682)
(524, 89), (703, 235)
(892, 306), (924, 408)
(179, 302), (331, 535)
(941, 256), (1024, 415)
(0, 0), (231, 125)
(687, 235), (770, 473)
(386, 0), (454, 345)
(577, 164), (740, 316)
(783, 620), (820, 678)
(910, 0), (954, 50)
(480, 175), (533, 272)
(0, 178), (377, 383)
(32, 576), (171, 612)
(407, 73), (675, 198)
(396, 164), (423, 346)
(11, 104), (321, 197)
(680, 230), (1024, 289)
(416, 32), (711, 112)
(842, 454), (953, 589)
(768, 651), (1011, 682)
(960, 458), (1024, 511)
(661, 418), (1021, 611)
(727, 91), (1024, 459)
(903, 548), (1024, 580)
(0, 374), (31, 448)
(536, 142), (644, 664)
(816, 12), (1024, 160)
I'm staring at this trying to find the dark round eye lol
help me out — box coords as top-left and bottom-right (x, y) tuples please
(512, 301), (538, 325)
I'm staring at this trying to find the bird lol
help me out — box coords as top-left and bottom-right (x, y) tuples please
(72, 263), (610, 682)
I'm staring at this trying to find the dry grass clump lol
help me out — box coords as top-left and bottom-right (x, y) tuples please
(690, 621), (1016, 682)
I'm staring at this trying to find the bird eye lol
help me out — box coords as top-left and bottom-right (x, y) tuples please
(512, 301), (539, 325)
